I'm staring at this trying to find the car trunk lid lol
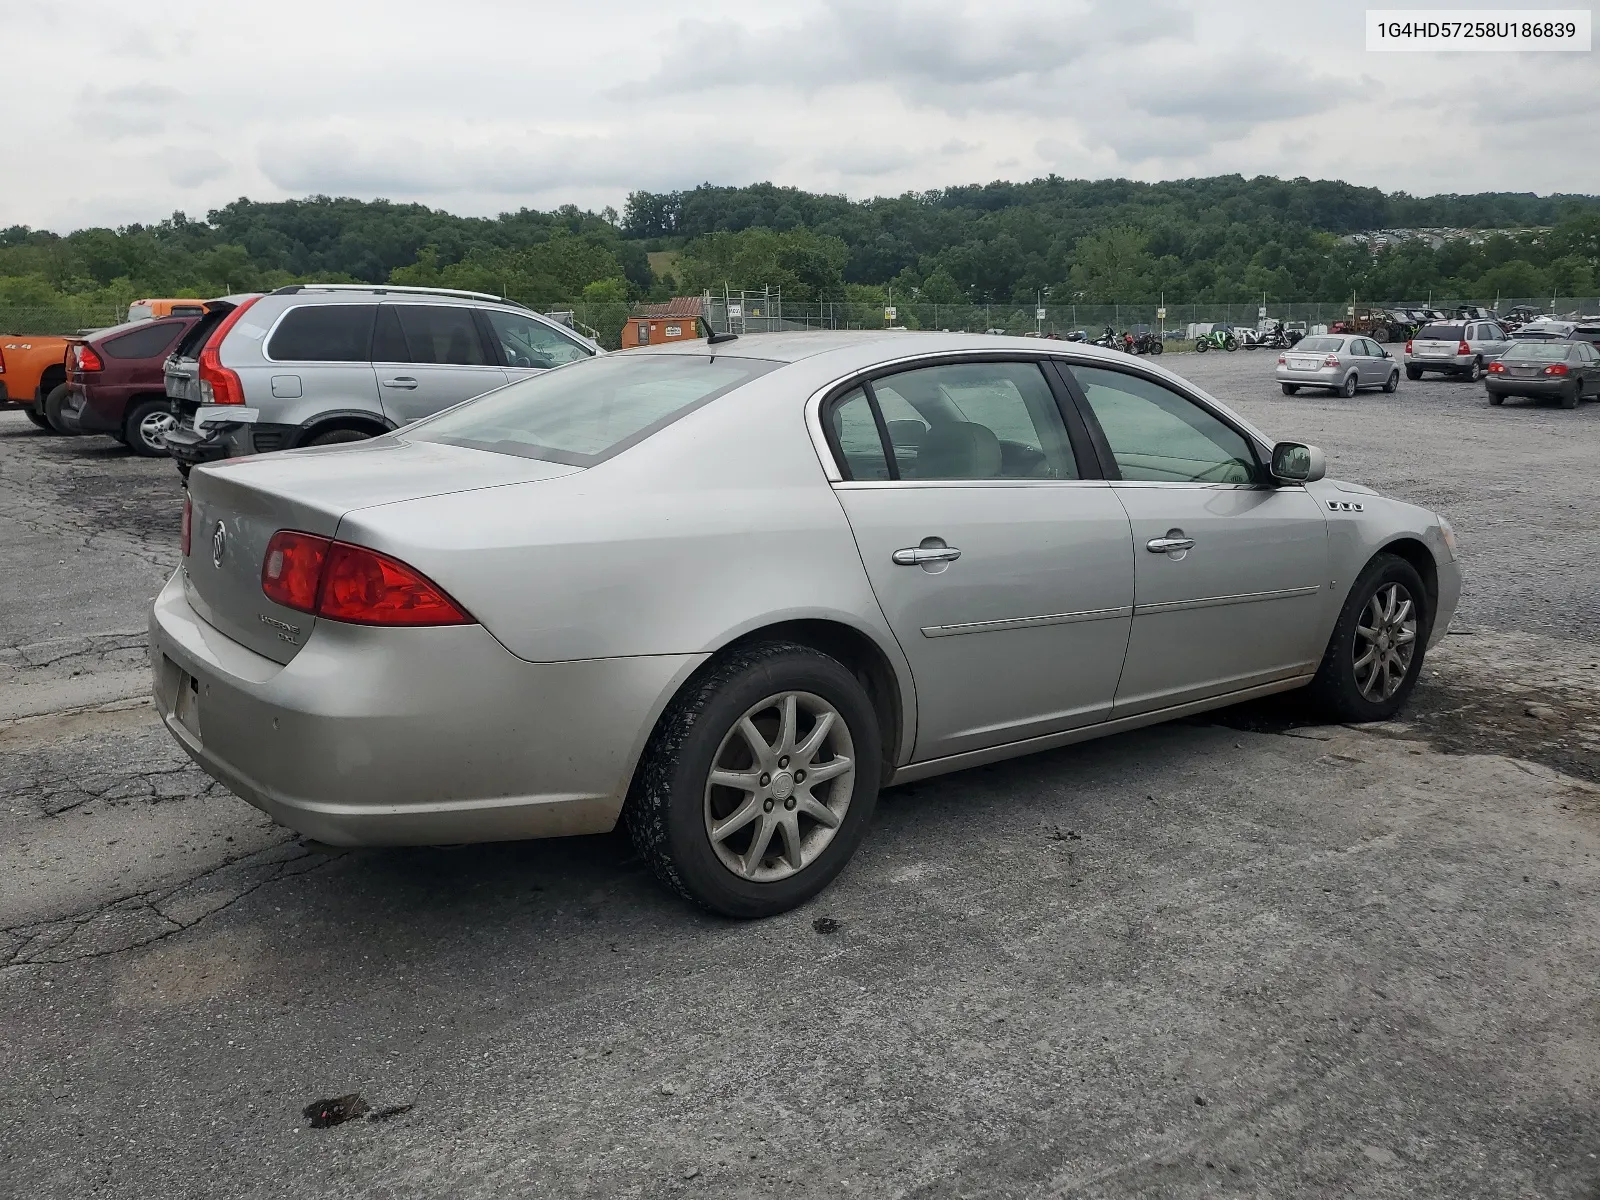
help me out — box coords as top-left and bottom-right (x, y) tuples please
(183, 437), (580, 663)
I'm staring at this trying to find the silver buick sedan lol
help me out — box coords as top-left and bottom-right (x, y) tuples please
(151, 332), (1461, 917)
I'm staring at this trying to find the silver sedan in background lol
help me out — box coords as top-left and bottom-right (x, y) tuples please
(1276, 334), (1401, 397)
(151, 332), (1460, 917)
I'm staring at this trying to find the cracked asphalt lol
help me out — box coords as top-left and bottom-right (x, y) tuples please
(2, 356), (1598, 1199)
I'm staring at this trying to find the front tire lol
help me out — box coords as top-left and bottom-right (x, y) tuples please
(1148, 339), (1162, 355)
(1308, 554), (1430, 722)
(625, 641), (883, 918)
(1383, 370), (1399, 393)
(1194, 339), (1208, 353)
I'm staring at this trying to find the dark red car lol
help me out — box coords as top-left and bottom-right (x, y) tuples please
(64, 313), (206, 455)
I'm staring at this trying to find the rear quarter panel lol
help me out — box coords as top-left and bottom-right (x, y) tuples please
(334, 366), (918, 753)
(0, 336), (70, 401)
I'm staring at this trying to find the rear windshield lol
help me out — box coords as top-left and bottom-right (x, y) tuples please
(1295, 337), (1342, 353)
(411, 353), (778, 466)
(1506, 344), (1571, 362)
(172, 306), (233, 358)
(103, 321), (185, 360)
(1417, 324), (1464, 340)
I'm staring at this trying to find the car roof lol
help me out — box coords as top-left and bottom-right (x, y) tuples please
(631, 329), (1155, 369)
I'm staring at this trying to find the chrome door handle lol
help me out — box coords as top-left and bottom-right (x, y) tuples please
(893, 546), (962, 566)
(381, 377), (419, 389)
(1146, 535), (1195, 553)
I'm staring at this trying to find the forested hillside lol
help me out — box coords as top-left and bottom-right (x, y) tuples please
(3, 176), (1597, 327)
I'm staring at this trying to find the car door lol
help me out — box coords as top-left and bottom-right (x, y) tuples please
(825, 358), (1135, 763)
(479, 308), (595, 383)
(1480, 322), (1511, 361)
(259, 303), (383, 420)
(371, 303), (508, 425)
(1365, 339), (1391, 384)
(1060, 362), (1332, 717)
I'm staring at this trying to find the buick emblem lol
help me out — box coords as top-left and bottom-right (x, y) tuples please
(211, 521), (227, 568)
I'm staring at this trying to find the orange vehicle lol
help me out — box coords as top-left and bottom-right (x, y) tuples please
(0, 334), (70, 431)
(126, 297), (208, 321)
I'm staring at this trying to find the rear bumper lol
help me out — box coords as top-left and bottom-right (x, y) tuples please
(1275, 367), (1341, 386)
(1406, 354), (1470, 371)
(1485, 377), (1566, 397)
(73, 384), (127, 434)
(148, 570), (704, 846)
(163, 420), (233, 466)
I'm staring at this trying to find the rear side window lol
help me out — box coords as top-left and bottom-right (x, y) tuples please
(266, 305), (376, 362)
(829, 388), (891, 481)
(102, 322), (184, 360)
(374, 305), (489, 365)
(1418, 324), (1464, 340)
(411, 354), (776, 466)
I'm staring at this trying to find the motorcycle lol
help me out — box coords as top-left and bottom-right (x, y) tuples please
(1132, 331), (1164, 355)
(1090, 325), (1122, 351)
(1194, 328), (1238, 353)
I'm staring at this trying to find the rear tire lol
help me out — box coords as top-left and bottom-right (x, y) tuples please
(1281, 383), (1299, 396)
(1561, 380), (1580, 410)
(1464, 358), (1483, 382)
(122, 399), (176, 457)
(1383, 370), (1399, 393)
(1149, 339), (1163, 355)
(43, 385), (79, 435)
(1488, 392), (1505, 406)
(625, 641), (883, 919)
(303, 428), (373, 447)
(1308, 554), (1431, 723)
(1405, 365), (1423, 381)
(1340, 372), (1358, 398)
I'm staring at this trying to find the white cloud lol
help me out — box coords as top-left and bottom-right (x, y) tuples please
(0, 0), (1592, 232)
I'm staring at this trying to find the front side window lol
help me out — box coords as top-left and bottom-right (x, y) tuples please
(266, 305), (376, 362)
(375, 305), (489, 366)
(484, 309), (591, 369)
(410, 353), (776, 465)
(1069, 365), (1259, 485)
(866, 361), (1078, 481)
(102, 321), (184, 360)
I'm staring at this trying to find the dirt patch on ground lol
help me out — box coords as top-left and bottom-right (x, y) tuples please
(1206, 629), (1600, 785)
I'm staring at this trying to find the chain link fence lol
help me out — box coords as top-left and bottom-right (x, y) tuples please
(0, 307), (129, 336)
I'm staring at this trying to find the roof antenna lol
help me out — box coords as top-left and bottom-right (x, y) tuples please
(707, 331), (738, 344)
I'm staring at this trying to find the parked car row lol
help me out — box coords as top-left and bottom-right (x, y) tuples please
(19, 284), (605, 474)
(1270, 320), (1600, 411)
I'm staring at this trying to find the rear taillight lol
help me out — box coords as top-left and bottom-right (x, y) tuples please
(76, 344), (104, 373)
(261, 530), (332, 613)
(260, 531), (472, 626)
(1323, 354), (1340, 367)
(181, 497), (191, 557)
(1543, 363), (1569, 376)
(1277, 354), (1286, 364)
(1405, 339), (1413, 354)
(1487, 362), (1505, 374)
(1457, 340), (1472, 355)
(196, 296), (260, 405)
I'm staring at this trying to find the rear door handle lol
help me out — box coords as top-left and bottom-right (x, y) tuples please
(381, 377), (419, 390)
(893, 545), (961, 566)
(1146, 534), (1195, 554)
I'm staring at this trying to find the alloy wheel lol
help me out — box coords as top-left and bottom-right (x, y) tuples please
(138, 409), (176, 450)
(703, 690), (855, 883)
(1353, 582), (1418, 702)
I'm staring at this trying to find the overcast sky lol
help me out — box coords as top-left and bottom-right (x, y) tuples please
(6, 0), (1597, 232)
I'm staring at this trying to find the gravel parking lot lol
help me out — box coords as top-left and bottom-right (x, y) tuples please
(2, 353), (1598, 1199)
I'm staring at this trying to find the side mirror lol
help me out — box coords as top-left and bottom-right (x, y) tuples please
(1271, 442), (1326, 484)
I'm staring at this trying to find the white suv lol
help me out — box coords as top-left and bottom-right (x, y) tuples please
(162, 285), (601, 474)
